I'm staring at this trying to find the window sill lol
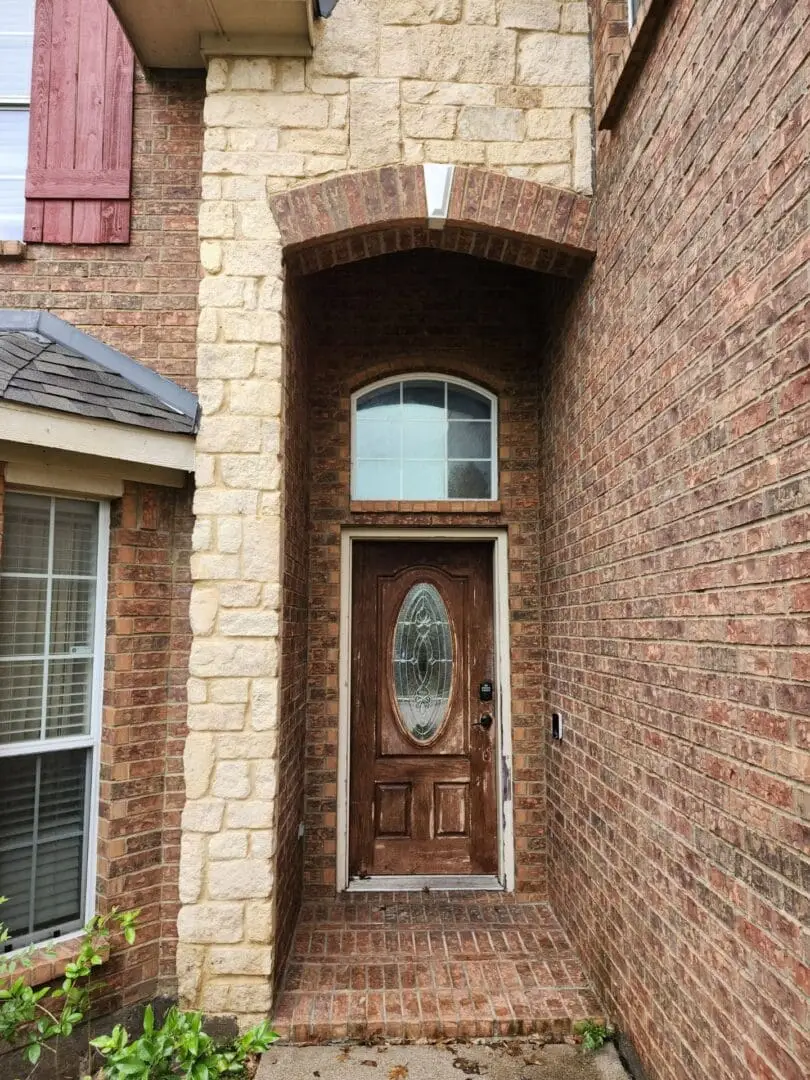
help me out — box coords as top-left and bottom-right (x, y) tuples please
(351, 500), (502, 514)
(4, 934), (101, 990)
(0, 240), (26, 259)
(597, 0), (670, 131)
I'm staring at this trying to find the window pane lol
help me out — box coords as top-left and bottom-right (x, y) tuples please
(0, 110), (29, 241)
(0, 750), (88, 946)
(403, 421), (445, 460)
(356, 385), (400, 414)
(0, 0), (35, 98)
(49, 580), (95, 655)
(46, 658), (93, 738)
(0, 659), (43, 742)
(448, 386), (491, 421)
(393, 583), (453, 744)
(355, 460), (401, 500)
(356, 419), (401, 459)
(0, 577), (47, 655)
(403, 381), (444, 417)
(1, 493), (50, 573)
(448, 420), (492, 459)
(52, 500), (99, 576)
(448, 460), (491, 499)
(403, 460), (444, 500)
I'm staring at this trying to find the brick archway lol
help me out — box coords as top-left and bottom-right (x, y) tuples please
(269, 165), (595, 277)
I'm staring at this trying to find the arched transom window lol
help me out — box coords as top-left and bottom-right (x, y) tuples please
(352, 376), (497, 501)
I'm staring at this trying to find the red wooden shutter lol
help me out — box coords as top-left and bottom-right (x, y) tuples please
(24, 0), (135, 244)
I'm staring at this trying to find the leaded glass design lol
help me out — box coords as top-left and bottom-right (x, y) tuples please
(353, 377), (496, 500)
(393, 583), (453, 744)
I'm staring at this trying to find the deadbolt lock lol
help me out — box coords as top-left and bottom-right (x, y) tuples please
(479, 713), (493, 730)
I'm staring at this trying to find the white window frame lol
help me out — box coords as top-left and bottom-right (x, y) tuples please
(0, 493), (109, 951)
(0, 0), (35, 240)
(628, 0), (640, 29)
(350, 374), (499, 502)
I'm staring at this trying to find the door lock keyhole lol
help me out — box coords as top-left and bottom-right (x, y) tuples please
(479, 713), (493, 730)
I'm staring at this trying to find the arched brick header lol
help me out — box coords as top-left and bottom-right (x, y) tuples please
(269, 165), (596, 277)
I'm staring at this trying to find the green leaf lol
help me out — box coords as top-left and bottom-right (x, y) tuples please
(26, 1042), (42, 1065)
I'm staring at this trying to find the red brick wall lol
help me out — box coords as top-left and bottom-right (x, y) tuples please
(0, 69), (204, 389)
(543, 3), (809, 1079)
(99, 482), (193, 1006)
(297, 249), (548, 896)
(273, 277), (312, 991)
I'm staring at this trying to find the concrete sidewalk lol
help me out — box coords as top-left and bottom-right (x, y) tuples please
(258, 1039), (629, 1080)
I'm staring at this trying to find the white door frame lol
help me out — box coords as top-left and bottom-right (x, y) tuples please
(336, 527), (515, 892)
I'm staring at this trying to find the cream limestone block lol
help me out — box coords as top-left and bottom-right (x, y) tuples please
(222, 242), (283, 277)
(205, 151), (306, 177)
(190, 553), (241, 580)
(184, 733), (215, 799)
(217, 517), (242, 555)
(189, 640), (277, 679)
(200, 241), (222, 274)
(219, 610), (280, 638)
(208, 860), (272, 900)
(187, 704), (247, 731)
(403, 139), (426, 163)
(543, 84), (591, 107)
(220, 456), (282, 491)
(198, 202), (234, 239)
(196, 417), (263, 454)
(194, 454), (216, 488)
(191, 517), (213, 552)
(215, 733), (278, 760)
(517, 32), (591, 85)
(202, 982), (273, 1018)
(467, 0), (497, 24)
(257, 277), (284, 311)
(198, 276), (254, 309)
(220, 311), (282, 345)
(187, 678), (207, 705)
(178, 833), (206, 904)
(487, 138), (570, 164)
(402, 81), (496, 106)
(252, 762), (278, 799)
(499, 0), (560, 30)
(241, 519), (282, 581)
(227, 129), (281, 153)
(219, 583), (263, 608)
(423, 139), (487, 163)
(176, 946), (205, 1004)
(525, 108), (574, 139)
(204, 129), (227, 152)
(178, 903), (244, 944)
(210, 679), (250, 703)
(204, 94), (329, 130)
(209, 831), (249, 859)
(280, 128), (349, 153)
(497, 85), (545, 107)
(312, 0), (379, 76)
(220, 176), (267, 200)
(189, 587), (218, 636)
(303, 155), (349, 177)
(307, 74), (349, 94)
(380, 26), (517, 83)
(249, 831), (276, 858)
(211, 760), (251, 799)
(380, 0), (462, 23)
(329, 96), (349, 127)
(245, 902), (274, 943)
(197, 308), (218, 344)
(209, 948), (274, 976)
(349, 80), (402, 169)
(197, 381), (224, 415)
(181, 800), (225, 833)
(229, 58), (276, 90)
(458, 105), (523, 140)
(402, 104), (458, 139)
(192, 489), (258, 516)
(261, 583), (281, 609)
(278, 58), (306, 91)
(506, 162), (570, 185)
(239, 205), (282, 243)
(573, 110), (593, 193)
(226, 801), (275, 829)
(561, 1), (589, 32)
(201, 174), (223, 199)
(260, 420), (281, 454)
(207, 58), (229, 92)
(250, 678), (279, 730)
(197, 345), (256, 379)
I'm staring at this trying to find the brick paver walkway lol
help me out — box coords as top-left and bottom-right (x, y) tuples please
(272, 892), (601, 1042)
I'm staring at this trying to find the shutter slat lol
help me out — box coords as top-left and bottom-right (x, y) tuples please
(23, 0), (134, 245)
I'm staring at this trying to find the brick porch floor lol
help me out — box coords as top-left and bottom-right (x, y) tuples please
(272, 892), (602, 1043)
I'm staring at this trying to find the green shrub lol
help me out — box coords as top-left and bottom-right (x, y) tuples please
(573, 1018), (613, 1051)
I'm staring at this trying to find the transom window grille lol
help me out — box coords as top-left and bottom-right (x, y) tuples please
(352, 376), (497, 501)
(0, 493), (107, 950)
(0, 0), (35, 240)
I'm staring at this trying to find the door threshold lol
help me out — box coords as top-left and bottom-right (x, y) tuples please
(346, 875), (504, 892)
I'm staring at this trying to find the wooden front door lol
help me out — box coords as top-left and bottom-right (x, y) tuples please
(350, 541), (498, 879)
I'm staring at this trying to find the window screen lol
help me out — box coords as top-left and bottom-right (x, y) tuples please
(0, 0), (35, 239)
(0, 493), (103, 949)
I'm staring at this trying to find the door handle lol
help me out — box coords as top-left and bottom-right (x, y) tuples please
(478, 713), (493, 730)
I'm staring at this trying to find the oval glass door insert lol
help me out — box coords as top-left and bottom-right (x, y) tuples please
(392, 583), (453, 743)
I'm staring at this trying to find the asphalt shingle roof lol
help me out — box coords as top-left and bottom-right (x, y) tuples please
(0, 316), (198, 435)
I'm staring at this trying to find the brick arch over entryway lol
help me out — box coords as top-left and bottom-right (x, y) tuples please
(269, 165), (596, 278)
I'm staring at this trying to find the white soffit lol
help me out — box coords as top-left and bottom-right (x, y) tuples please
(0, 402), (196, 474)
(423, 163), (455, 230)
(108, 0), (314, 69)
